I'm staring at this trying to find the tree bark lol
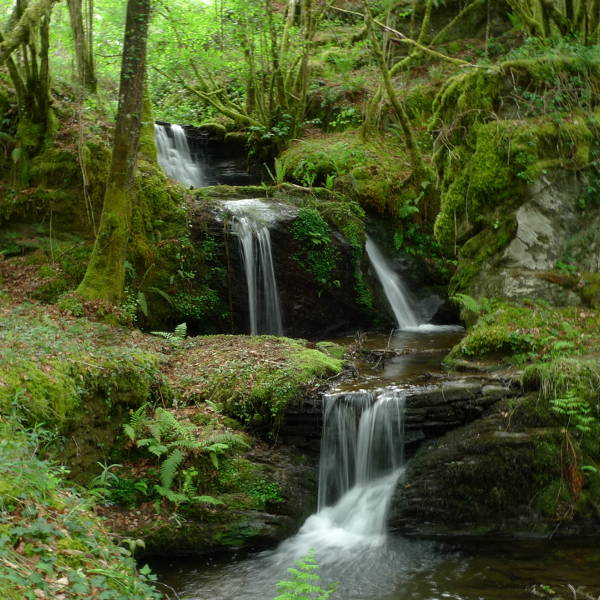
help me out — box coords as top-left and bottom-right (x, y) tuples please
(0, 0), (59, 65)
(77, 0), (151, 304)
(67, 0), (97, 92)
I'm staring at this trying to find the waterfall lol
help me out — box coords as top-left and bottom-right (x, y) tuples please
(277, 388), (406, 561)
(366, 236), (420, 329)
(154, 123), (205, 188)
(225, 199), (283, 336)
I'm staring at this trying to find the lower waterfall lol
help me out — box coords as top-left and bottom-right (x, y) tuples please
(278, 388), (407, 562)
(225, 199), (284, 336)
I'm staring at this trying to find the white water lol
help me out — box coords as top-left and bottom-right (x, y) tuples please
(225, 199), (283, 336)
(165, 387), (425, 600)
(155, 123), (205, 188)
(365, 237), (420, 329)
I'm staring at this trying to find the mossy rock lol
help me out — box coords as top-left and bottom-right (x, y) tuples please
(198, 122), (227, 138)
(166, 335), (343, 430)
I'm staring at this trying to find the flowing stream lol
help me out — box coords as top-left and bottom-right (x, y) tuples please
(155, 123), (205, 188)
(225, 199), (284, 336)
(148, 237), (599, 598)
(150, 328), (600, 599)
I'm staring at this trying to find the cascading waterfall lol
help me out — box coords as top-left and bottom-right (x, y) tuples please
(154, 123), (205, 188)
(225, 199), (283, 336)
(365, 236), (420, 329)
(277, 388), (407, 561)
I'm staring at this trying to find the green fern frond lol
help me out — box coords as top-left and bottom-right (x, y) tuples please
(150, 322), (187, 344)
(160, 449), (186, 489)
(205, 431), (250, 451)
(154, 485), (188, 504)
(173, 322), (187, 340)
(451, 293), (482, 314)
(168, 439), (204, 452)
(194, 495), (225, 506)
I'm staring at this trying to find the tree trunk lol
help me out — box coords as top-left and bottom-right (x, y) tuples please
(67, 0), (97, 92)
(0, 0), (60, 65)
(77, 0), (151, 304)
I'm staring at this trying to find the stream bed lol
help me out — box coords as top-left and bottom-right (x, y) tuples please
(150, 328), (600, 599)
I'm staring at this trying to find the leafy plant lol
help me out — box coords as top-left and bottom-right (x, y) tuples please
(451, 293), (493, 316)
(266, 157), (286, 185)
(123, 406), (247, 506)
(551, 389), (595, 434)
(273, 550), (337, 600)
(150, 322), (188, 345)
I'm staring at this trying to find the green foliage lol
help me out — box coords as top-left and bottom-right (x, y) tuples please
(550, 389), (595, 434)
(273, 550), (337, 600)
(447, 302), (600, 365)
(150, 322), (188, 345)
(290, 208), (338, 288)
(0, 307), (165, 433)
(523, 357), (600, 435)
(0, 428), (162, 600)
(178, 336), (342, 429)
(280, 131), (413, 216)
(123, 405), (247, 507)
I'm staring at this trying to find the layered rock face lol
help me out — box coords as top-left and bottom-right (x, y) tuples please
(470, 171), (600, 306)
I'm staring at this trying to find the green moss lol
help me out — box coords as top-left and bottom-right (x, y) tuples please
(280, 130), (413, 217)
(172, 335), (342, 429)
(446, 301), (600, 364)
(217, 457), (283, 510)
(0, 307), (171, 477)
(315, 341), (346, 360)
(290, 207), (338, 288)
(198, 122), (227, 138)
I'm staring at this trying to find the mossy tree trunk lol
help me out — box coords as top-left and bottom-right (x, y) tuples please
(506, 0), (600, 40)
(0, 0), (57, 161)
(66, 0), (97, 93)
(362, 1), (425, 180)
(77, 0), (151, 305)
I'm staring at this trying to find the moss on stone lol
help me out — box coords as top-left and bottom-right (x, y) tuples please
(446, 301), (600, 365)
(0, 306), (171, 480)
(166, 335), (342, 429)
(280, 130), (413, 217)
(198, 122), (227, 138)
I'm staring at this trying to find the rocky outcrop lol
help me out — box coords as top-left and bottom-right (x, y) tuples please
(189, 188), (377, 337)
(281, 376), (515, 454)
(466, 171), (600, 306)
(390, 393), (600, 538)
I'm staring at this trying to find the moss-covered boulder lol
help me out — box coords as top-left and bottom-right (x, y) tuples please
(430, 47), (600, 302)
(390, 394), (600, 537)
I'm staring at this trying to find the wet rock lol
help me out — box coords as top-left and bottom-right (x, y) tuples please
(389, 395), (597, 538)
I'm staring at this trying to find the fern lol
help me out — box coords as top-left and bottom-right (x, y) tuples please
(153, 485), (189, 505)
(123, 403), (150, 442)
(274, 550), (337, 600)
(150, 322), (187, 344)
(160, 449), (186, 489)
(452, 293), (485, 314)
(194, 495), (225, 506)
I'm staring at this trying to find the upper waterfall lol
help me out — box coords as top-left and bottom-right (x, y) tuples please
(154, 123), (205, 188)
(224, 199), (284, 336)
(365, 236), (420, 330)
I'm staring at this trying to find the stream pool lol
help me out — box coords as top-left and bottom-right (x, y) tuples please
(150, 538), (600, 600)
